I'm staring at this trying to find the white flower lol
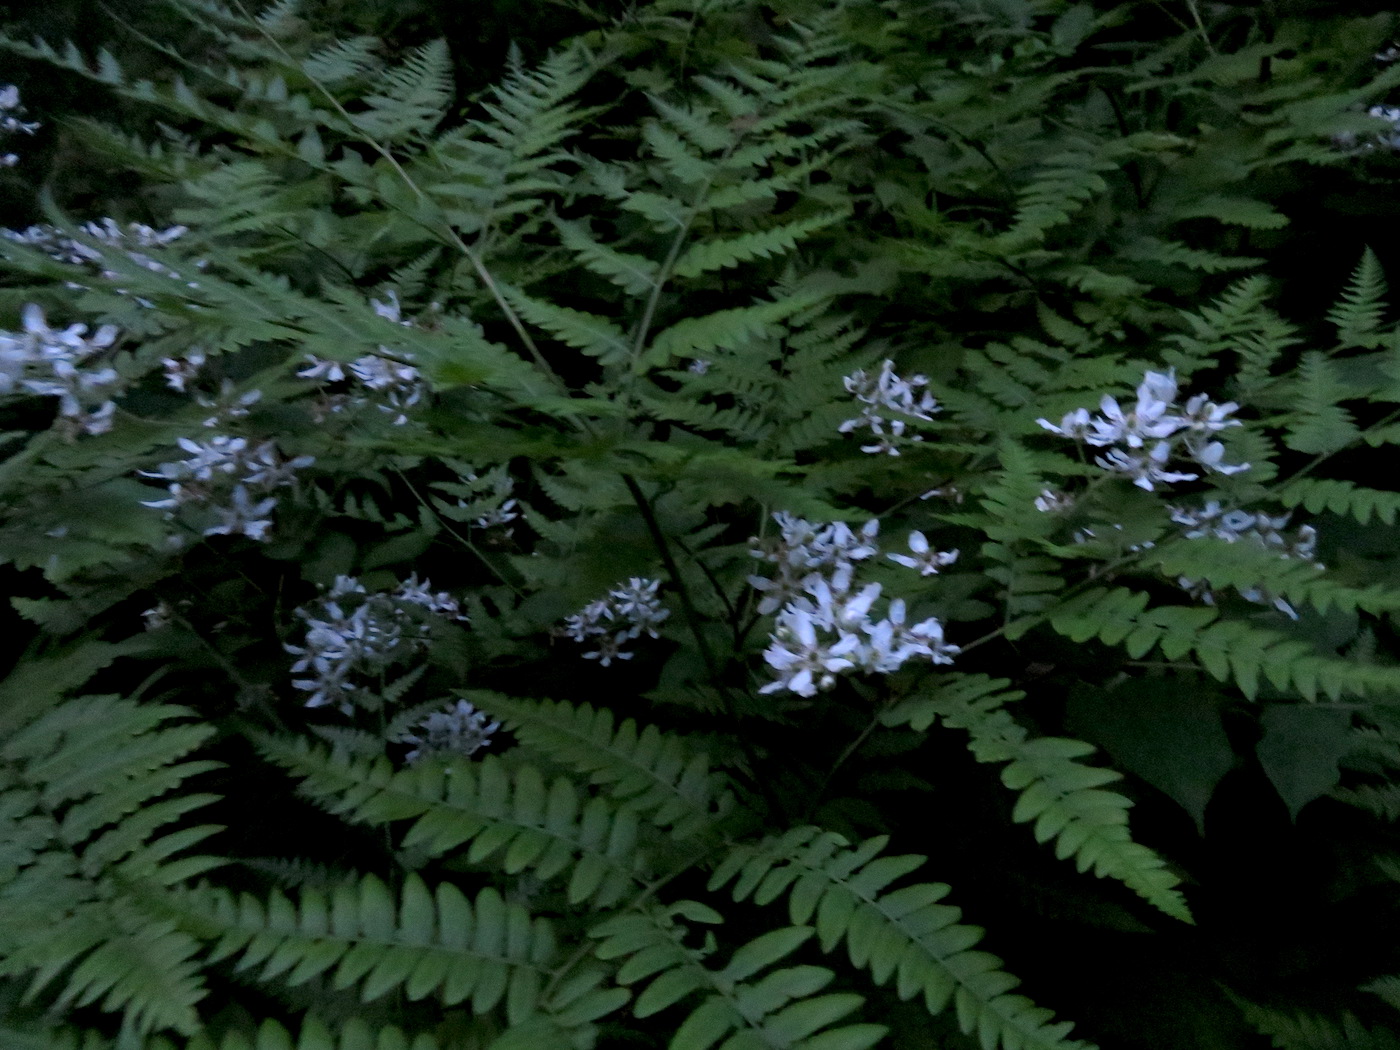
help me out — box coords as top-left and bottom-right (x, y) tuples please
(839, 360), (939, 454)
(1095, 442), (1199, 491)
(142, 602), (174, 630)
(298, 356), (348, 383)
(371, 289), (407, 325)
(395, 573), (468, 621)
(1037, 368), (1249, 490)
(202, 485), (278, 541)
(162, 351), (206, 392)
(1186, 439), (1250, 476)
(3, 221), (200, 302)
(1036, 407), (1095, 441)
(1179, 393), (1242, 435)
(400, 698), (501, 764)
(755, 518), (958, 697)
(561, 577), (670, 664)
(1034, 488), (1074, 513)
(1, 305), (125, 436)
(139, 432), (312, 538)
(749, 514), (880, 616)
(887, 531), (959, 576)
(287, 575), (464, 713)
(0, 84), (40, 139)
(192, 382), (262, 428)
(759, 604), (860, 697)
(1168, 501), (1323, 619)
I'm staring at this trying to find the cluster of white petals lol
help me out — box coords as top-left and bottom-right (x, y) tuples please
(760, 565), (959, 698)
(399, 698), (501, 764)
(286, 574), (466, 713)
(140, 433), (313, 542)
(887, 530), (960, 576)
(1034, 488), (1075, 514)
(298, 291), (426, 425)
(750, 513), (959, 698)
(0, 304), (121, 437)
(1037, 369), (1248, 490)
(3, 220), (204, 305)
(0, 85), (39, 166)
(748, 511), (880, 615)
(1334, 104), (1400, 153)
(561, 577), (670, 666)
(1169, 501), (1322, 619)
(457, 465), (519, 530)
(157, 352), (263, 428)
(839, 359), (940, 455)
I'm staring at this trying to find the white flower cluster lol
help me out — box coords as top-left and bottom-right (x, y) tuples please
(298, 291), (426, 425)
(0, 304), (122, 437)
(458, 465), (519, 530)
(749, 513), (959, 698)
(157, 351), (263, 428)
(286, 574), (467, 713)
(399, 698), (501, 764)
(1334, 104), (1400, 153)
(839, 359), (940, 455)
(0, 85), (40, 167)
(3, 220), (204, 305)
(748, 512), (881, 615)
(140, 434), (314, 542)
(560, 577), (670, 666)
(1034, 488), (1075, 514)
(1169, 501), (1321, 619)
(1037, 368), (1248, 491)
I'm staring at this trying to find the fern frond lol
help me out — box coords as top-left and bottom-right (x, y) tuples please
(1163, 276), (1299, 383)
(591, 906), (885, 1050)
(1120, 236), (1262, 274)
(1275, 477), (1400, 526)
(641, 292), (824, 371)
(634, 388), (773, 444)
(433, 45), (593, 234)
(469, 693), (732, 838)
(642, 113), (721, 185)
(301, 36), (383, 87)
(0, 695), (223, 1036)
(885, 674), (1192, 923)
(1235, 998), (1400, 1050)
(257, 738), (648, 907)
(496, 282), (631, 367)
(1143, 537), (1400, 617)
(189, 1015), (446, 1050)
(552, 218), (660, 297)
(709, 828), (1093, 1050)
(1048, 587), (1400, 700)
(1173, 195), (1289, 230)
(1281, 352), (1361, 454)
(1327, 247), (1390, 349)
(176, 874), (554, 1020)
(985, 544), (1066, 618)
(349, 38), (453, 144)
(998, 146), (1116, 250)
(670, 210), (851, 280)
(1333, 782), (1400, 821)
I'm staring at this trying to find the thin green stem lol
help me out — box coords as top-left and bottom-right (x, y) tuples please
(803, 693), (897, 822)
(621, 473), (789, 822)
(1183, 0), (1217, 55)
(391, 466), (527, 599)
